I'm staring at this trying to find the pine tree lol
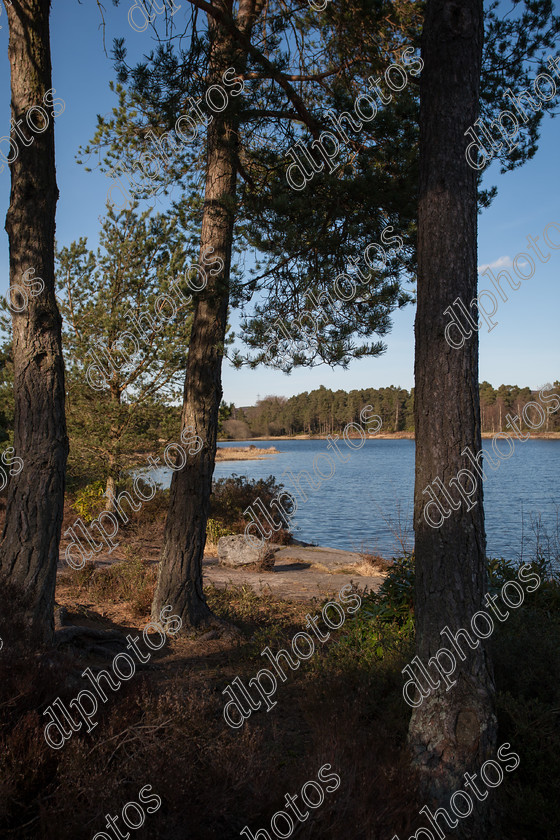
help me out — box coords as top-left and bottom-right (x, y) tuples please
(56, 202), (194, 507)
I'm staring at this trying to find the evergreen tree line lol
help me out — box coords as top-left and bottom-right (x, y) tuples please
(221, 381), (560, 438)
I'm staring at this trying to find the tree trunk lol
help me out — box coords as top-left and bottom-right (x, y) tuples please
(105, 386), (121, 512)
(152, 2), (254, 629)
(0, 0), (68, 646)
(105, 473), (117, 512)
(410, 0), (497, 824)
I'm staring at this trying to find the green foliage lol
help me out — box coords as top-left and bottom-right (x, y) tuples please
(491, 570), (560, 838)
(481, 0), (560, 178)
(205, 518), (234, 544)
(217, 401), (234, 436)
(90, 4), (424, 375)
(310, 558), (416, 675)
(487, 554), (558, 599)
(79, 0), (560, 397)
(312, 551), (560, 680)
(486, 555), (519, 585)
(71, 480), (105, 523)
(321, 599), (414, 673)
(240, 386), (413, 436)
(368, 554), (416, 628)
(56, 203), (194, 493)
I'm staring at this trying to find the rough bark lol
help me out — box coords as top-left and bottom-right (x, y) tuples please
(0, 0), (69, 646)
(410, 0), (497, 823)
(104, 384), (121, 512)
(151, 1), (256, 629)
(104, 472), (117, 512)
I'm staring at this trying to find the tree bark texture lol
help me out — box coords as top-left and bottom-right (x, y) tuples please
(152, 1), (256, 628)
(104, 385), (122, 512)
(410, 0), (497, 819)
(0, 0), (69, 646)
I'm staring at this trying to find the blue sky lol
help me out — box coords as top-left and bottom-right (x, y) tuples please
(0, 0), (558, 407)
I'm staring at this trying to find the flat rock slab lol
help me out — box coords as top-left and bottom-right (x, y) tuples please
(273, 545), (363, 572)
(205, 545), (386, 602)
(217, 539), (364, 572)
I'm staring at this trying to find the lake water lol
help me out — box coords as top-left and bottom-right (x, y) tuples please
(149, 439), (559, 561)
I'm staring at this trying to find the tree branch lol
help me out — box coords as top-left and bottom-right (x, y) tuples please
(184, 0), (323, 136)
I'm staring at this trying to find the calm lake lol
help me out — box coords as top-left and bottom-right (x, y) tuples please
(150, 439), (559, 561)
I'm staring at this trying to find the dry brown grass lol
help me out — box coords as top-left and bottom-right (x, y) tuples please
(3, 552), (552, 840)
(0, 574), (421, 840)
(215, 446), (280, 461)
(358, 549), (394, 573)
(58, 554), (157, 618)
(1, 568), (552, 840)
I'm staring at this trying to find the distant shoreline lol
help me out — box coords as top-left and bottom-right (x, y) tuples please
(219, 432), (560, 442)
(216, 445), (280, 461)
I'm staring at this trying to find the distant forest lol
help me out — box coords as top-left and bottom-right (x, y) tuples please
(220, 382), (560, 438)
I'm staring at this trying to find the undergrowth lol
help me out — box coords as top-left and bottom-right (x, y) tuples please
(1, 554), (558, 839)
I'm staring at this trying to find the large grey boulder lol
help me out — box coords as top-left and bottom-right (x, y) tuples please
(218, 535), (277, 567)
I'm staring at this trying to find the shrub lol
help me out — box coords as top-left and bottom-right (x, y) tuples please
(257, 543), (276, 571)
(372, 554), (415, 628)
(491, 571), (560, 838)
(206, 517), (234, 545)
(208, 474), (293, 539)
(486, 555), (521, 590)
(71, 480), (106, 523)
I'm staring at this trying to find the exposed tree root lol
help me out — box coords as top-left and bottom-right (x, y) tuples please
(186, 614), (243, 641)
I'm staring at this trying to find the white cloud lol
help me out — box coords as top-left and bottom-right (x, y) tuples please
(478, 255), (528, 274)
(477, 255), (513, 274)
